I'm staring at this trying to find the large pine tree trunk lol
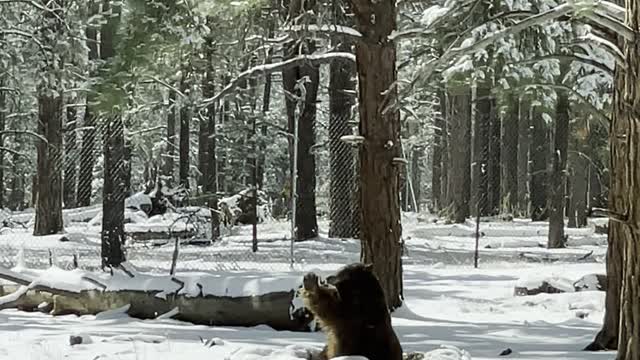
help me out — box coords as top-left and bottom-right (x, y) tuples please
(610, 4), (640, 357)
(547, 85), (570, 248)
(102, 114), (126, 268)
(179, 73), (191, 191)
(77, 1), (99, 208)
(517, 98), (530, 216)
(351, 0), (403, 309)
(501, 95), (518, 214)
(530, 107), (548, 221)
(282, 0), (319, 241)
(203, 27), (219, 240)
(63, 103), (77, 208)
(328, 3), (357, 238)
(34, 0), (64, 236)
(447, 85), (471, 223)
(574, 155), (589, 227)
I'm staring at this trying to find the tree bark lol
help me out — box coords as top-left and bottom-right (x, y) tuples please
(99, 0), (125, 269)
(487, 98), (500, 215)
(203, 26), (219, 240)
(517, 97), (530, 216)
(440, 91), (449, 213)
(163, 91), (176, 187)
(610, 3), (640, 357)
(179, 72), (191, 191)
(328, 3), (357, 238)
(547, 84), (570, 249)
(530, 107), (548, 221)
(350, 0), (403, 310)
(34, 0), (64, 236)
(473, 86), (490, 217)
(64, 104), (77, 208)
(431, 91), (444, 212)
(574, 155), (588, 227)
(447, 84), (471, 223)
(282, 0), (319, 241)
(0, 66), (5, 209)
(77, 0), (100, 208)
(501, 94), (519, 214)
(411, 146), (422, 211)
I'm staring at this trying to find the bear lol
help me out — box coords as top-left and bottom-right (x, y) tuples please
(301, 263), (403, 360)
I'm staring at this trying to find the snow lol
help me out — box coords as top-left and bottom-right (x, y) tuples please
(0, 212), (616, 359)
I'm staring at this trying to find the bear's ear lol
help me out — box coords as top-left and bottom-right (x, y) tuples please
(363, 263), (374, 272)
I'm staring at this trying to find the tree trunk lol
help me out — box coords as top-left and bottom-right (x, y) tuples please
(547, 85), (570, 248)
(282, 1), (319, 241)
(487, 98), (500, 215)
(530, 107), (548, 221)
(473, 86), (490, 217)
(517, 98), (530, 216)
(99, 0), (125, 269)
(610, 4), (640, 357)
(8, 153), (24, 211)
(203, 26), (219, 240)
(411, 146), (422, 211)
(440, 91), (449, 214)
(573, 155), (588, 227)
(0, 69), (5, 209)
(501, 94), (519, 214)
(431, 91), (444, 212)
(567, 166), (577, 228)
(350, 0), (403, 310)
(328, 5), (357, 238)
(63, 104), (77, 208)
(163, 90), (176, 187)
(447, 84), (471, 223)
(198, 104), (209, 190)
(102, 114), (126, 268)
(179, 72), (191, 191)
(34, 0), (64, 236)
(77, 1), (99, 208)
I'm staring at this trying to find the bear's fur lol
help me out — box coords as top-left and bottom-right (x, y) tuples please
(301, 263), (403, 360)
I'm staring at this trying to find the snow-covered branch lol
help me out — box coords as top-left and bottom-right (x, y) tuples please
(579, 10), (635, 41)
(577, 34), (625, 68)
(0, 129), (48, 143)
(519, 83), (610, 124)
(505, 54), (614, 74)
(201, 52), (355, 106)
(285, 25), (362, 38)
(397, 1), (605, 104)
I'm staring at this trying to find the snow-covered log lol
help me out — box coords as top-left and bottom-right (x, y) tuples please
(0, 266), (312, 331)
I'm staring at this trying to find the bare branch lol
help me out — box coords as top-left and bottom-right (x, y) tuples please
(201, 52), (355, 106)
(143, 76), (186, 98)
(285, 24), (361, 38)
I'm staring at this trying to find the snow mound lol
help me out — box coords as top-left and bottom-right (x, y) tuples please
(515, 274), (575, 293)
(422, 345), (472, 359)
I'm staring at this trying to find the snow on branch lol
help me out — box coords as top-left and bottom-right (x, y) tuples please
(519, 83), (610, 124)
(577, 33), (626, 68)
(579, 10), (635, 41)
(505, 54), (614, 74)
(285, 24), (362, 38)
(593, 0), (625, 21)
(398, 1), (606, 104)
(201, 52), (355, 106)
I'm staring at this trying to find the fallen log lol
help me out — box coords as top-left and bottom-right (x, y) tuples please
(0, 267), (312, 332)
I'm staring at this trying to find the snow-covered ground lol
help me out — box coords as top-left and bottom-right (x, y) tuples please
(0, 209), (615, 359)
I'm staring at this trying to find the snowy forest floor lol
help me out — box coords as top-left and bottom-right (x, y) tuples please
(0, 209), (615, 359)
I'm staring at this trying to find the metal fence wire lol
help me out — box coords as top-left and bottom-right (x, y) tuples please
(0, 70), (368, 274)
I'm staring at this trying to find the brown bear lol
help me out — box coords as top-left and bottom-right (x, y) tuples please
(301, 263), (403, 360)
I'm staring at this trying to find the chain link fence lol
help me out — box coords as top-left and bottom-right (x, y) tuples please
(0, 69), (368, 274)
